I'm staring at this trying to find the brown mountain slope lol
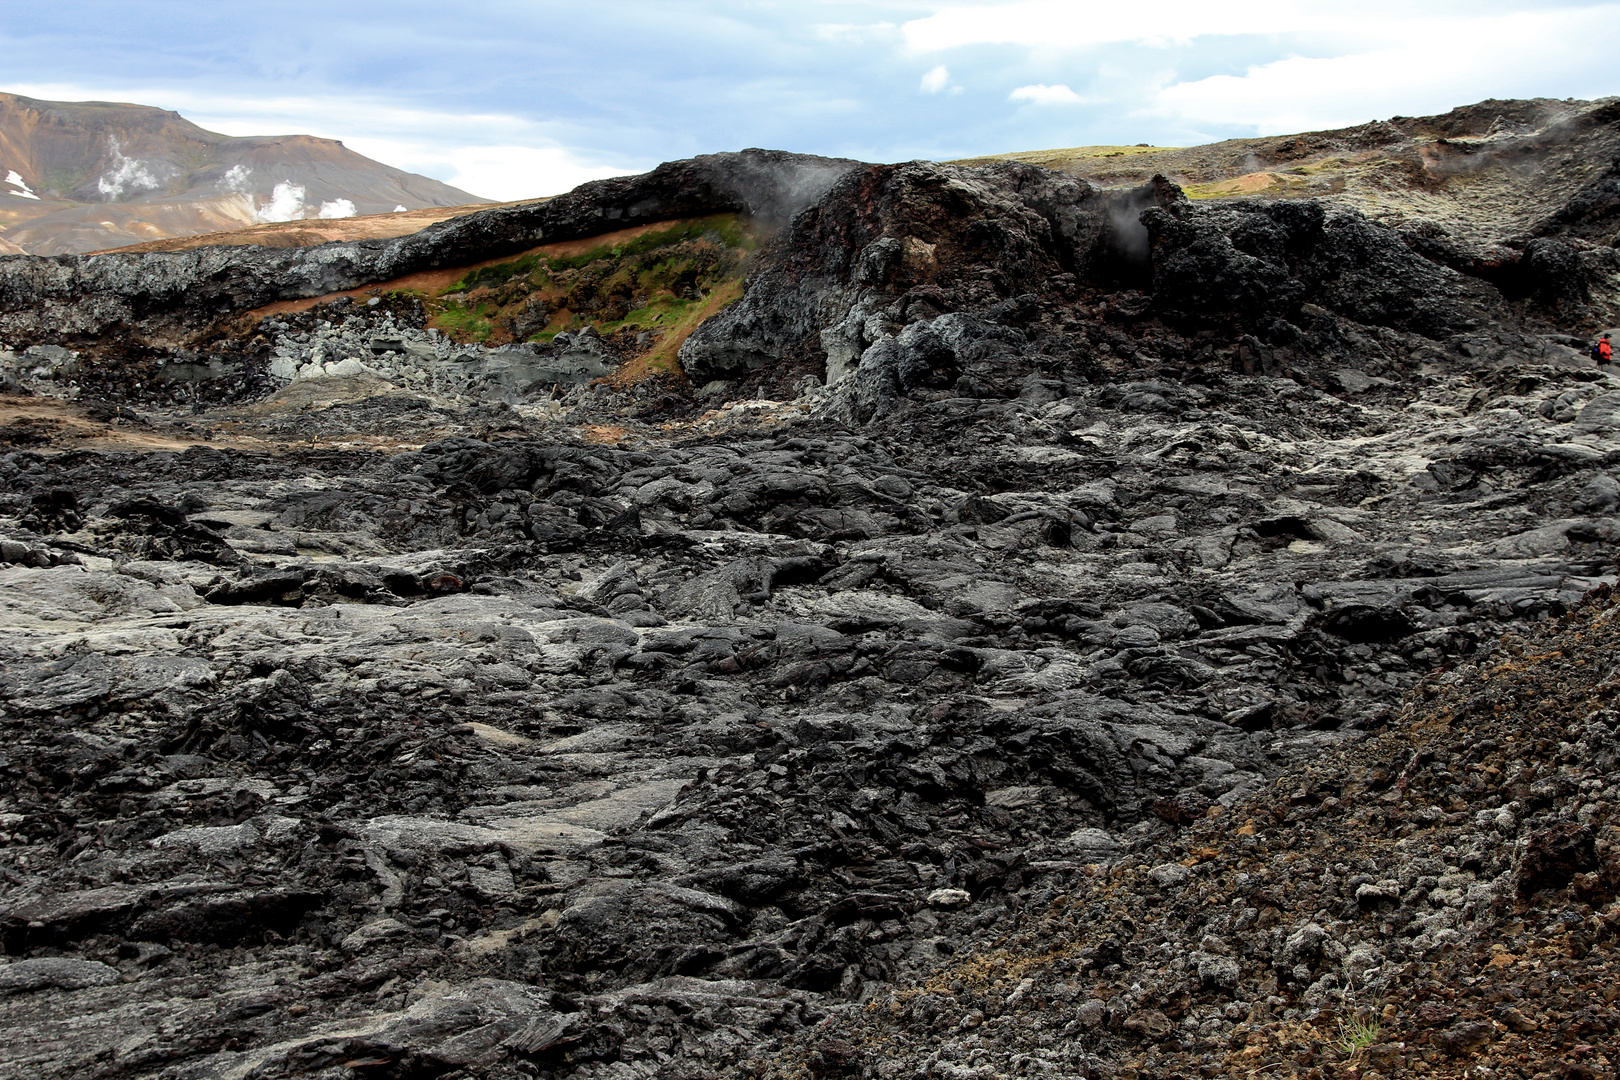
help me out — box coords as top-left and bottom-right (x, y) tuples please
(82, 200), (537, 256)
(0, 92), (488, 255)
(954, 96), (1620, 257)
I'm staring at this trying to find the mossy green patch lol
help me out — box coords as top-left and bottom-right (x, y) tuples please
(589, 294), (700, 338)
(423, 212), (759, 359)
(605, 278), (744, 387)
(432, 300), (497, 342)
(449, 214), (756, 293)
(38, 168), (87, 198)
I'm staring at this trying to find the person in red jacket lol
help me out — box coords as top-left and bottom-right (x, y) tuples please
(1599, 334), (1613, 365)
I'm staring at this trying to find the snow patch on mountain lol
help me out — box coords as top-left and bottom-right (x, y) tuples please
(4, 170), (39, 200)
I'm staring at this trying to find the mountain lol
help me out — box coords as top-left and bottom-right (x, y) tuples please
(0, 92), (487, 255)
(57, 94), (1620, 273)
(83, 200), (527, 256)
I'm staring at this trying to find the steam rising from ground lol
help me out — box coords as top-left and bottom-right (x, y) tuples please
(711, 156), (861, 230)
(96, 138), (161, 200)
(1092, 182), (1160, 289)
(255, 181), (307, 223)
(223, 166), (354, 221)
(1106, 201), (1151, 262)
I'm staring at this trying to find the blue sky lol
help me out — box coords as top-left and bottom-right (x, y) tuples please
(3, 1), (1617, 200)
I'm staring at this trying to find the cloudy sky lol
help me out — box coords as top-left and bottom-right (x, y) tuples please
(3, 1), (1616, 201)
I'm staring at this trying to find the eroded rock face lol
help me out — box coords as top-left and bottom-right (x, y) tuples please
(2, 122), (1620, 1078)
(679, 160), (1155, 389)
(731, 163), (1495, 353)
(676, 157), (1601, 434)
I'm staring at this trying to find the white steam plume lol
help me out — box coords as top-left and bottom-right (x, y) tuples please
(255, 181), (307, 223)
(318, 198), (357, 219)
(97, 138), (161, 199)
(222, 164), (253, 193)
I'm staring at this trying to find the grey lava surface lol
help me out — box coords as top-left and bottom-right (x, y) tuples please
(1, 126), (1619, 1080)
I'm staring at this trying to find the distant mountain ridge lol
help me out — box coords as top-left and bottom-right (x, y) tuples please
(0, 92), (487, 255)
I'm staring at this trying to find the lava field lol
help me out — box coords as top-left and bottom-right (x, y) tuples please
(2, 102), (1620, 1080)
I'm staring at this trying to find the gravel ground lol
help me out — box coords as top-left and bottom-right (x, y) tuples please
(759, 586), (1620, 1080)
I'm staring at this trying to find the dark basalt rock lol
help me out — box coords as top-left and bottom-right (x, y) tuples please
(1517, 821), (1599, 897)
(3, 125), (1620, 1080)
(1143, 197), (1497, 338)
(682, 159), (1498, 385)
(679, 160), (1155, 387)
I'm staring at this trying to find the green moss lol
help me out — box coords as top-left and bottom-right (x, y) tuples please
(451, 252), (544, 292)
(448, 213), (755, 292)
(434, 301), (496, 342)
(426, 212), (756, 346)
(37, 168), (86, 198)
(591, 294), (700, 336)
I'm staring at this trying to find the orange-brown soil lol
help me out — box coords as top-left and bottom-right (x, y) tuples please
(85, 201), (532, 256)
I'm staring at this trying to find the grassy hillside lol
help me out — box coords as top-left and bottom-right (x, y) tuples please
(422, 213), (759, 380)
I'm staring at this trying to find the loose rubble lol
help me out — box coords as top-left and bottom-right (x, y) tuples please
(762, 587), (1620, 1080)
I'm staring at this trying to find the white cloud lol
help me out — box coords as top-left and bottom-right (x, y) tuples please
(317, 197), (357, 219)
(1151, 8), (1619, 133)
(896, 1), (1536, 53)
(5, 3), (1615, 182)
(1009, 83), (1082, 106)
(0, 82), (645, 204)
(255, 181), (306, 223)
(181, 97), (636, 199)
(903, 1), (1342, 51)
(815, 22), (898, 43)
(435, 145), (631, 202)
